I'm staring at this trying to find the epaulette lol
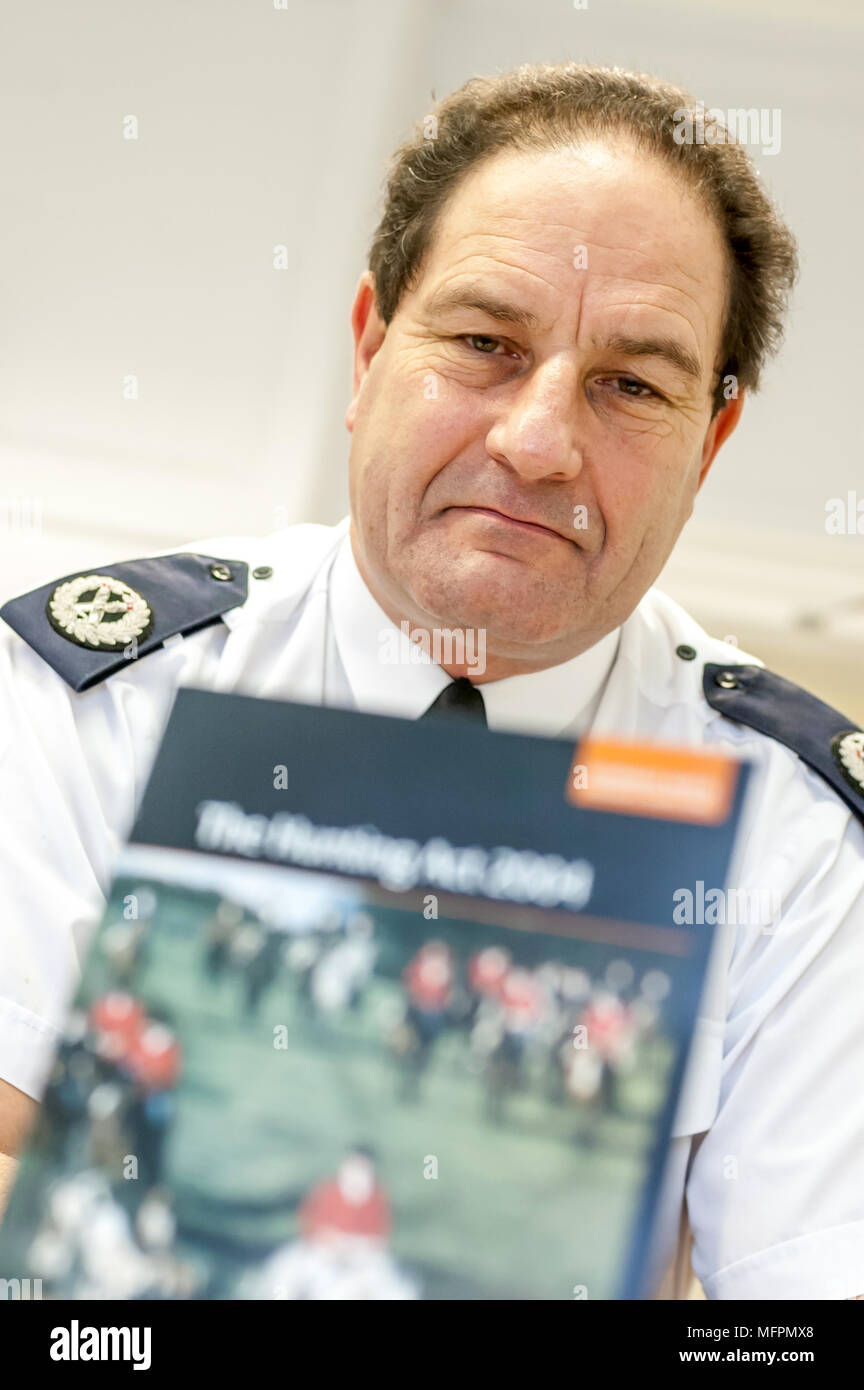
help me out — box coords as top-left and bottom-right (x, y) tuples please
(704, 663), (864, 828)
(0, 553), (249, 692)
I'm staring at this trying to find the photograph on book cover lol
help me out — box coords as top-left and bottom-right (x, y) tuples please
(0, 850), (702, 1301)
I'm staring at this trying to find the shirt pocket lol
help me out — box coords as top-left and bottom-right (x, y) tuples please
(669, 1015), (724, 1138)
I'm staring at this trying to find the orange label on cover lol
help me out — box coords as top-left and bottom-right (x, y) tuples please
(566, 738), (737, 825)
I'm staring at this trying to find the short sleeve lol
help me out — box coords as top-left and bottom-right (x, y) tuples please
(0, 624), (191, 1099)
(686, 768), (864, 1300)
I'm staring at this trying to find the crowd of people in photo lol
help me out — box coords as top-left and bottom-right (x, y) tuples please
(19, 884), (672, 1299)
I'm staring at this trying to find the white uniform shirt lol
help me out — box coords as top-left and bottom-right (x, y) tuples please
(1, 516), (862, 1299)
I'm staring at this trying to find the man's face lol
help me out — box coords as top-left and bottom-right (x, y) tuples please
(346, 141), (742, 670)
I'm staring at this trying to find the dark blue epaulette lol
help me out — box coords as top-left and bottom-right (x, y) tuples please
(704, 663), (864, 828)
(0, 553), (248, 692)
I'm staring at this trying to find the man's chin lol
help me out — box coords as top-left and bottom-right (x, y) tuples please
(408, 568), (580, 649)
(400, 533), (588, 636)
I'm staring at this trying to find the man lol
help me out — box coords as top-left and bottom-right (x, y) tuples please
(0, 62), (862, 1299)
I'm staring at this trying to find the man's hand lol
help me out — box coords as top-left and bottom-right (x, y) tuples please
(0, 1077), (38, 1225)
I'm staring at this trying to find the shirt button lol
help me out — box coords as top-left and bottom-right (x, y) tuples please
(252, 566), (273, 580)
(209, 563), (233, 582)
(676, 644), (697, 661)
(715, 670), (740, 689)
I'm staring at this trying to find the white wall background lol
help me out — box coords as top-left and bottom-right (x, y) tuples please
(1, 0), (862, 714)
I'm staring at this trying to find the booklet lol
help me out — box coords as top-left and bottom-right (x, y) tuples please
(0, 690), (748, 1300)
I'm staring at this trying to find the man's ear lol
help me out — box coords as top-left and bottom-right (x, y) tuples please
(696, 390), (745, 490)
(346, 270), (388, 433)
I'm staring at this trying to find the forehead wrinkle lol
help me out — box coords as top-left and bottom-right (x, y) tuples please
(599, 288), (714, 341)
(423, 252), (571, 319)
(444, 222), (672, 279)
(436, 229), (577, 281)
(436, 225), (721, 322)
(582, 276), (720, 357)
(446, 206), (725, 305)
(453, 207), (713, 265)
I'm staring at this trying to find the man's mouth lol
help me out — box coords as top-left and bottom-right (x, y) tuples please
(445, 505), (570, 543)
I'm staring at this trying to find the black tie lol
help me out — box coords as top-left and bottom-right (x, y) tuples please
(421, 676), (487, 725)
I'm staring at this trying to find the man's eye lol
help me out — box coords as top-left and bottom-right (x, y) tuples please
(610, 376), (660, 399)
(461, 334), (505, 355)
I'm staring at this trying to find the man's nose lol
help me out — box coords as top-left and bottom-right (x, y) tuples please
(485, 357), (584, 482)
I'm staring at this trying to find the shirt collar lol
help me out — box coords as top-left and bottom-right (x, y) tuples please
(329, 532), (620, 737)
